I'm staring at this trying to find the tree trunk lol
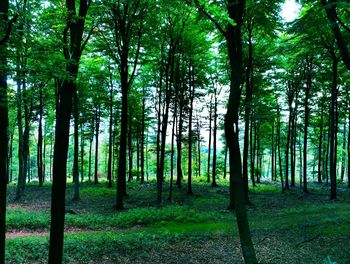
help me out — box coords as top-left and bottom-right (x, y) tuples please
(188, 62), (194, 195)
(207, 98), (212, 183)
(347, 102), (350, 188)
(224, 0), (258, 261)
(318, 105), (324, 183)
(37, 85), (44, 186)
(176, 102), (183, 187)
(212, 89), (218, 187)
(94, 105), (100, 184)
(108, 87), (113, 188)
(303, 57), (312, 193)
(128, 111), (133, 182)
(169, 108), (176, 201)
(330, 54), (338, 200)
(277, 108), (284, 192)
(340, 122), (346, 182)
(0, 1), (11, 260)
(72, 89), (80, 201)
(48, 1), (89, 261)
(140, 89), (145, 184)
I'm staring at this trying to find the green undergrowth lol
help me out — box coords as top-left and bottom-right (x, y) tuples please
(6, 205), (224, 230)
(6, 222), (231, 263)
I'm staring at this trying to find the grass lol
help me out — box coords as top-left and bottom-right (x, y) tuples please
(4, 180), (350, 263)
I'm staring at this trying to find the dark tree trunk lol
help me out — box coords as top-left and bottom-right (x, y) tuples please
(72, 89), (80, 201)
(347, 102), (350, 188)
(318, 105), (324, 183)
(116, 51), (129, 210)
(224, 0), (258, 261)
(80, 123), (84, 182)
(207, 98), (212, 183)
(330, 54), (338, 200)
(94, 105), (100, 184)
(0, 0), (12, 260)
(250, 118), (256, 186)
(48, 0), (89, 261)
(140, 89), (145, 184)
(271, 122), (275, 181)
(15, 52), (25, 200)
(128, 111), (133, 182)
(277, 108), (284, 192)
(88, 130), (93, 182)
(212, 89), (218, 187)
(157, 42), (175, 203)
(169, 107), (176, 201)
(37, 85), (44, 186)
(188, 62), (194, 195)
(108, 87), (113, 188)
(340, 123), (346, 182)
(176, 102), (183, 187)
(197, 118), (201, 178)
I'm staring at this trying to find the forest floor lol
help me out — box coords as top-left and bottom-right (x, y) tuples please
(4, 177), (350, 264)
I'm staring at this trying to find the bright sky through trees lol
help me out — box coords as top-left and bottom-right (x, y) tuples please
(281, 0), (301, 22)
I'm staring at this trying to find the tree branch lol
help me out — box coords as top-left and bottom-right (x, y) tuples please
(0, 14), (18, 45)
(192, 0), (227, 37)
(80, 24), (95, 53)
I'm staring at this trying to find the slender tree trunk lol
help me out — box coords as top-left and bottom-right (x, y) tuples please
(15, 53), (24, 200)
(277, 109), (284, 192)
(128, 111), (133, 182)
(340, 122), (346, 182)
(303, 57), (312, 193)
(169, 108), (176, 201)
(347, 103), (350, 188)
(140, 89), (145, 184)
(108, 88), (113, 188)
(88, 132), (93, 182)
(250, 118), (256, 186)
(188, 62), (194, 195)
(207, 98), (212, 183)
(271, 121), (275, 181)
(318, 106), (324, 183)
(176, 104), (183, 187)
(37, 85), (43, 186)
(197, 118), (201, 178)
(94, 105), (100, 184)
(212, 89), (218, 187)
(72, 89), (80, 201)
(80, 123), (84, 182)
(330, 54), (338, 200)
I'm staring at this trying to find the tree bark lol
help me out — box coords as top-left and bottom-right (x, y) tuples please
(48, 0), (89, 261)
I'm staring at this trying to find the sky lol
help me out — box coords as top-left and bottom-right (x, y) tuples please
(281, 0), (301, 22)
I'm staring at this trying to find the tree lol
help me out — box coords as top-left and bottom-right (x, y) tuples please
(194, 0), (258, 262)
(48, 0), (91, 262)
(0, 1), (17, 262)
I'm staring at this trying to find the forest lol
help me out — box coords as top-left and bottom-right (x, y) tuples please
(0, 0), (350, 263)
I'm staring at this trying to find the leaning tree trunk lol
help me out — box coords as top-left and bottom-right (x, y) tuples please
(224, 0), (258, 262)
